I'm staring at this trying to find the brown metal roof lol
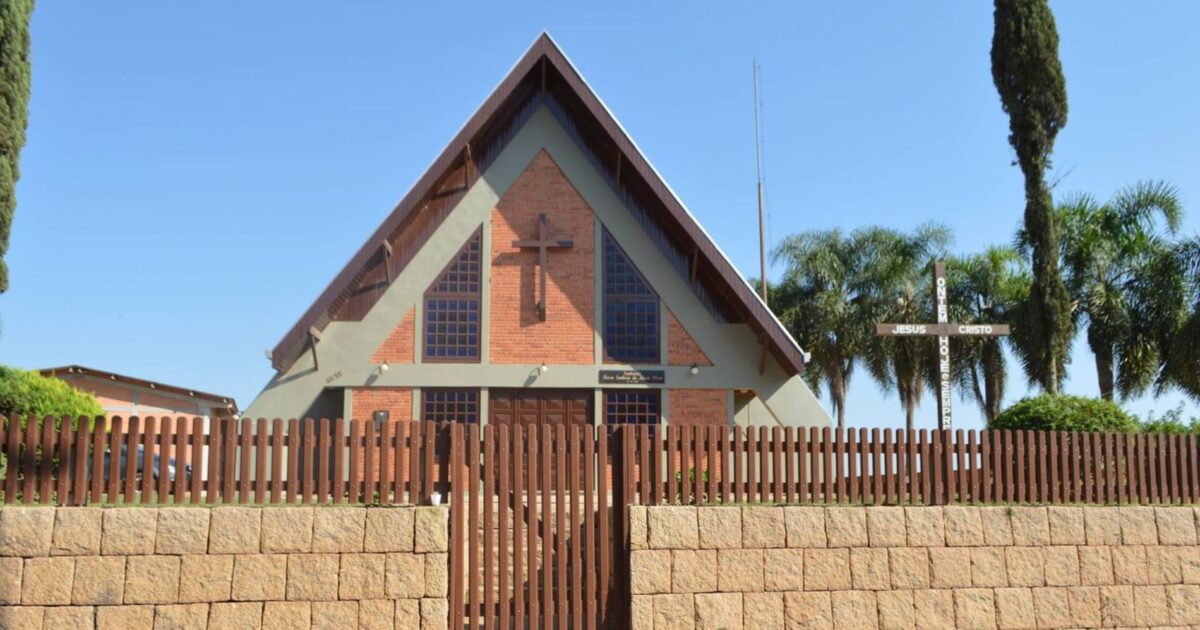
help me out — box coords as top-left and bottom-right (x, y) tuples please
(269, 32), (808, 375)
(39, 365), (239, 414)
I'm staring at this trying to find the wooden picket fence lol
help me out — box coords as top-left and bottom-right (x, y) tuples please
(4, 417), (1200, 629)
(619, 425), (1200, 507)
(0, 416), (455, 506)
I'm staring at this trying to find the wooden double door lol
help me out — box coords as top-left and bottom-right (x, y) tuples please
(488, 388), (593, 427)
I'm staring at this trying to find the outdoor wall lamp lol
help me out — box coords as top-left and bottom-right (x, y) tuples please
(539, 362), (550, 374)
(689, 363), (700, 376)
(380, 361), (390, 372)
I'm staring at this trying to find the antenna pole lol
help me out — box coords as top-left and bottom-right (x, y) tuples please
(753, 60), (768, 304)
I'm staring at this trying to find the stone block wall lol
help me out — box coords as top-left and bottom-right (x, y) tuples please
(629, 504), (1200, 629)
(0, 505), (449, 629)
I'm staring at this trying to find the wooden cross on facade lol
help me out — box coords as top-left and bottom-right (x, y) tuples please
(513, 213), (574, 321)
(875, 261), (1010, 431)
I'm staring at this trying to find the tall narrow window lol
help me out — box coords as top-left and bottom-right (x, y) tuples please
(424, 230), (482, 361)
(603, 230), (660, 363)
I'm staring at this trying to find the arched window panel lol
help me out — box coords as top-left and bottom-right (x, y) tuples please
(424, 229), (482, 362)
(603, 230), (660, 363)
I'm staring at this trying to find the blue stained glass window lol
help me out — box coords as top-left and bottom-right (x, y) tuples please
(603, 231), (660, 363)
(422, 389), (480, 423)
(603, 390), (660, 436)
(424, 231), (482, 361)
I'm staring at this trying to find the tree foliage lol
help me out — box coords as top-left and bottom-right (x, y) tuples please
(989, 394), (1138, 433)
(771, 230), (873, 429)
(943, 247), (1030, 423)
(0, 0), (34, 292)
(1139, 405), (1200, 435)
(1157, 237), (1200, 399)
(1044, 181), (1185, 400)
(771, 224), (948, 429)
(0, 365), (103, 424)
(991, 0), (1073, 393)
(862, 224), (951, 431)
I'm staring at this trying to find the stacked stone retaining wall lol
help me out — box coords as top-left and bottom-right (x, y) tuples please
(630, 504), (1200, 629)
(0, 505), (449, 629)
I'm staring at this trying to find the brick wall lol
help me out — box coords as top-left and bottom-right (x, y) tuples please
(371, 308), (415, 364)
(669, 389), (728, 426)
(490, 150), (595, 365)
(0, 506), (449, 629)
(629, 504), (1200, 629)
(348, 388), (414, 480)
(350, 388), (413, 423)
(667, 310), (712, 367)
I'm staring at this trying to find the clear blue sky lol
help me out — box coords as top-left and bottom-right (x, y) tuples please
(5, 2), (1198, 429)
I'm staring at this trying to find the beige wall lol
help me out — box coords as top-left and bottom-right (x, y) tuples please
(629, 504), (1200, 629)
(0, 506), (449, 629)
(56, 374), (232, 420)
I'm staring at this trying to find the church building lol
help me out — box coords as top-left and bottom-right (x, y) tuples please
(245, 34), (830, 431)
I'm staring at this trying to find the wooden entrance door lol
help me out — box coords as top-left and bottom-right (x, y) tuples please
(488, 388), (593, 427)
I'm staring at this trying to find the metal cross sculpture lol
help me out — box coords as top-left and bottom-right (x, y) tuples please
(874, 261), (1010, 431)
(512, 213), (574, 321)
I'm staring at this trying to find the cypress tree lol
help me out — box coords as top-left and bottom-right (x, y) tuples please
(991, 0), (1073, 393)
(0, 0), (34, 293)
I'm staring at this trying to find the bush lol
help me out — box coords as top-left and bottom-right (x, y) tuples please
(1140, 405), (1200, 435)
(989, 394), (1139, 433)
(0, 366), (104, 486)
(0, 365), (103, 425)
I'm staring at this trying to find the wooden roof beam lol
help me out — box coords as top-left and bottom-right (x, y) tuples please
(381, 240), (394, 283)
(308, 327), (322, 372)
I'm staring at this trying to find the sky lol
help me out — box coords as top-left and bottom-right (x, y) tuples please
(4, 2), (1199, 430)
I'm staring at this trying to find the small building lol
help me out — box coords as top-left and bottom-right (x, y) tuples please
(40, 365), (238, 421)
(245, 34), (830, 431)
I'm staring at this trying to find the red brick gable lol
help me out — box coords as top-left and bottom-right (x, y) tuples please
(667, 309), (712, 367)
(490, 150), (595, 365)
(371, 308), (415, 364)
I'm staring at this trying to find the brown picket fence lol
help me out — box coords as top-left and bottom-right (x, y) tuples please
(0, 416), (456, 507)
(4, 417), (1200, 629)
(618, 425), (1200, 508)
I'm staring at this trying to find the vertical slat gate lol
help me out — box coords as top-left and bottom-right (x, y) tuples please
(470, 424), (482, 629)
(497, 424), (510, 630)
(512, 425), (525, 630)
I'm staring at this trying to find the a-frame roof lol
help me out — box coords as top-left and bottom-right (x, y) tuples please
(270, 33), (808, 376)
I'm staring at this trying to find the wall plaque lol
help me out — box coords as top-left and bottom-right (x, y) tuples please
(598, 369), (665, 384)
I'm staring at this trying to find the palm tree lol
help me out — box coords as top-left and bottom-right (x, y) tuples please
(1049, 181), (1184, 399)
(1156, 237), (1200, 399)
(771, 225), (948, 429)
(943, 248), (1030, 423)
(863, 225), (951, 431)
(771, 229), (883, 428)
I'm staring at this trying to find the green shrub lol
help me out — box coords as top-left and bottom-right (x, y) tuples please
(989, 394), (1139, 433)
(0, 366), (103, 488)
(1140, 405), (1200, 435)
(0, 365), (103, 426)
